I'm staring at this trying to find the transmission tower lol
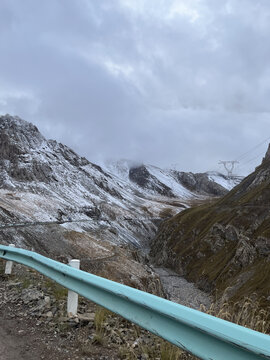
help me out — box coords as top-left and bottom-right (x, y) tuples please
(218, 160), (239, 177)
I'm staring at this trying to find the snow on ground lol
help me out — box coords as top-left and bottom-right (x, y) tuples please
(207, 172), (243, 191)
(147, 165), (194, 199)
(104, 160), (241, 200)
(103, 160), (198, 199)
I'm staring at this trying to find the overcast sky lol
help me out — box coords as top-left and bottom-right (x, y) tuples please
(0, 0), (270, 175)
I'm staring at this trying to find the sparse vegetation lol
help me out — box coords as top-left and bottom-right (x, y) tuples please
(160, 341), (182, 360)
(203, 296), (270, 334)
(141, 205), (152, 215)
(94, 306), (110, 333)
(44, 278), (67, 301)
(22, 278), (31, 289)
(115, 295), (270, 359)
(0, 259), (5, 273)
(92, 306), (112, 345)
(159, 207), (175, 219)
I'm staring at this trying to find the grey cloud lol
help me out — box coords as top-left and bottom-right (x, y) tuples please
(0, 0), (269, 175)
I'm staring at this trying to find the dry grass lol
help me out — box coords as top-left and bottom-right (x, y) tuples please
(159, 207), (175, 219)
(116, 295), (270, 359)
(92, 306), (112, 345)
(94, 306), (110, 333)
(160, 342), (183, 360)
(201, 296), (270, 334)
(44, 278), (68, 301)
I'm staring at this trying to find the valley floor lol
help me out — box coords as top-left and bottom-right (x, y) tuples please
(153, 267), (211, 309)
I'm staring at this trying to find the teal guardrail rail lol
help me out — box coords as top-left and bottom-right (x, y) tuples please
(0, 245), (269, 360)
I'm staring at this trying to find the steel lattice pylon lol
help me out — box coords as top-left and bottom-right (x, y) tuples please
(218, 160), (239, 177)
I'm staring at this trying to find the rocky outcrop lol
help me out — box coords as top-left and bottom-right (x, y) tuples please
(262, 143), (270, 164)
(129, 165), (175, 197)
(0, 115), (45, 159)
(172, 171), (229, 196)
(0, 115), (92, 185)
(129, 166), (230, 198)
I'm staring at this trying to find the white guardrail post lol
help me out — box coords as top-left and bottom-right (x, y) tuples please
(67, 259), (80, 316)
(5, 244), (15, 274)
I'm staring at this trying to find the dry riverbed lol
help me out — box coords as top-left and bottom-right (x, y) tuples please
(152, 267), (211, 310)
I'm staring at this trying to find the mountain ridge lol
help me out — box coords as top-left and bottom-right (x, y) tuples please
(102, 159), (242, 199)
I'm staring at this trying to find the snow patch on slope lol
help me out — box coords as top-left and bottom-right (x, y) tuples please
(207, 172), (243, 191)
(146, 165), (194, 199)
(104, 159), (242, 199)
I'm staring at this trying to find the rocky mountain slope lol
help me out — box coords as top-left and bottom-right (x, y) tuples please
(0, 114), (171, 290)
(104, 159), (241, 199)
(0, 115), (167, 249)
(0, 114), (241, 253)
(151, 146), (270, 307)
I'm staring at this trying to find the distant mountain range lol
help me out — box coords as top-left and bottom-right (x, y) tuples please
(0, 114), (243, 254)
(103, 159), (242, 198)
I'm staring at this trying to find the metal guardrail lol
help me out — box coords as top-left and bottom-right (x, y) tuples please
(0, 245), (269, 360)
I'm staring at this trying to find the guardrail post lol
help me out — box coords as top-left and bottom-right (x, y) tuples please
(5, 244), (15, 275)
(67, 259), (80, 316)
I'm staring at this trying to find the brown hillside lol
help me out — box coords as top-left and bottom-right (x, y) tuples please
(150, 146), (270, 307)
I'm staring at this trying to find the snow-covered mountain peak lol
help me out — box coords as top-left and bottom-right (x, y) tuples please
(0, 114), (35, 130)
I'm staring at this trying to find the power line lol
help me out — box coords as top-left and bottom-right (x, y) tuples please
(241, 151), (266, 166)
(236, 150), (267, 173)
(235, 136), (270, 162)
(216, 137), (270, 175)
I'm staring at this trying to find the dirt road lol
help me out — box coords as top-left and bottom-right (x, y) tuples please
(0, 322), (19, 360)
(0, 318), (38, 360)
